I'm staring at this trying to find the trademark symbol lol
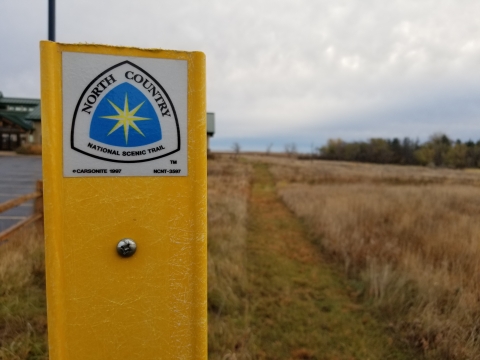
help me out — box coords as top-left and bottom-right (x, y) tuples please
(170, 160), (177, 164)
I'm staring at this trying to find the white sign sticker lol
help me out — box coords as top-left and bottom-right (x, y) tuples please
(62, 52), (187, 177)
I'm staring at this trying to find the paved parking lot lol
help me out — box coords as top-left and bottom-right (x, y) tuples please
(0, 154), (42, 232)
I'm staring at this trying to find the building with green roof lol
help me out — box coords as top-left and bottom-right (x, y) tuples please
(0, 91), (40, 150)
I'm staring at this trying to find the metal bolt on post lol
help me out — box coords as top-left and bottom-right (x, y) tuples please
(116, 239), (137, 257)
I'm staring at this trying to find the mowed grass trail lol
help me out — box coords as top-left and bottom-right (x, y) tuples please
(246, 162), (416, 360)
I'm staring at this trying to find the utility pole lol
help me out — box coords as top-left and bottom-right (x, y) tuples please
(48, 0), (55, 41)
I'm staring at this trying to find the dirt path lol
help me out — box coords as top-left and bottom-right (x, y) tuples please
(246, 162), (415, 360)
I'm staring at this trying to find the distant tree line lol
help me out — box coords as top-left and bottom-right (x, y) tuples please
(318, 133), (480, 168)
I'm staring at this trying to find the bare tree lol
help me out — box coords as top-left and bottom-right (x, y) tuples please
(310, 142), (316, 161)
(232, 142), (241, 159)
(284, 143), (297, 157)
(266, 143), (273, 155)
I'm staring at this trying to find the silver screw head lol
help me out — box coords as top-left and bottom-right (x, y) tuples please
(116, 238), (137, 257)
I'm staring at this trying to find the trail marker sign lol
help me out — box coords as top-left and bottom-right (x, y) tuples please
(41, 42), (206, 360)
(64, 53), (187, 175)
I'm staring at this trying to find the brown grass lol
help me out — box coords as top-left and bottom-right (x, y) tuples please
(208, 157), (418, 358)
(248, 154), (480, 186)
(0, 222), (47, 360)
(207, 156), (253, 359)
(259, 156), (480, 359)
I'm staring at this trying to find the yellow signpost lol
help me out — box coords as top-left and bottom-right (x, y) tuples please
(40, 42), (206, 359)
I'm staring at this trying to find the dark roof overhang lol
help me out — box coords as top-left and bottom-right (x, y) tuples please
(0, 110), (34, 130)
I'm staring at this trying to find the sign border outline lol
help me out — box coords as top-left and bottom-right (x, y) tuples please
(70, 60), (182, 163)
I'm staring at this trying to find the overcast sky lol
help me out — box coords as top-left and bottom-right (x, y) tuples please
(2, 0), (480, 151)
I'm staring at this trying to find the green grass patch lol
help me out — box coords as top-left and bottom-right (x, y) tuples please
(0, 223), (48, 360)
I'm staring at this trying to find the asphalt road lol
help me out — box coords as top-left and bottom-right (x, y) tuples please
(0, 154), (42, 233)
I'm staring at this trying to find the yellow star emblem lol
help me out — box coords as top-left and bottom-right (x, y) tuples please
(100, 93), (151, 144)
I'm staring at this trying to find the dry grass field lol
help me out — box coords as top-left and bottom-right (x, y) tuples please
(207, 158), (253, 358)
(251, 155), (480, 359)
(208, 156), (416, 359)
(4, 154), (480, 359)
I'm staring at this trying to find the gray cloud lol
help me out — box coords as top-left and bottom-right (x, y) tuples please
(2, 0), (480, 149)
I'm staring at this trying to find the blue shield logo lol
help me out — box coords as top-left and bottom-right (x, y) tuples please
(89, 82), (162, 147)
